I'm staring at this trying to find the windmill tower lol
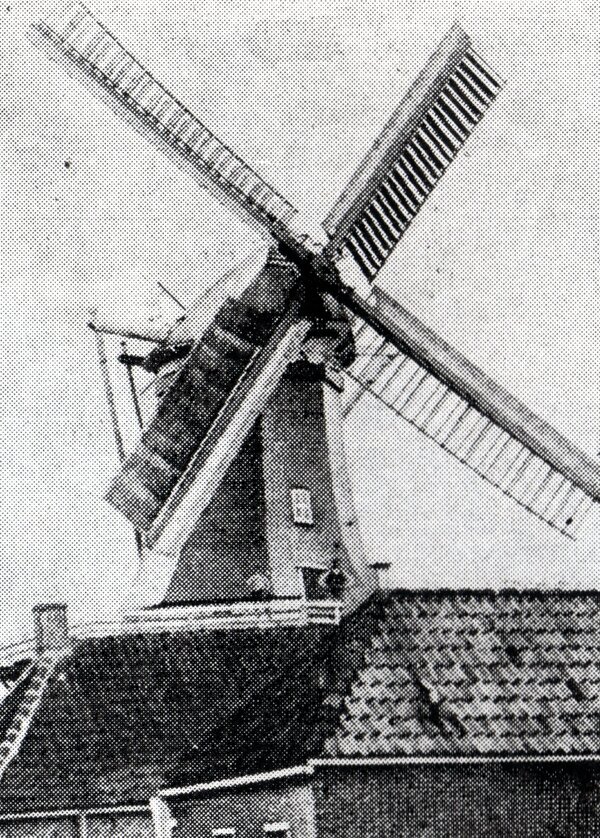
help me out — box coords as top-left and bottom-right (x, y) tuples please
(96, 245), (378, 611)
(113, 246), (376, 609)
(30, 4), (600, 616)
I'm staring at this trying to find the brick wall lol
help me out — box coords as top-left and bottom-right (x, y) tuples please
(0, 817), (77, 838)
(3, 761), (597, 838)
(169, 777), (317, 838)
(88, 814), (153, 838)
(312, 762), (600, 837)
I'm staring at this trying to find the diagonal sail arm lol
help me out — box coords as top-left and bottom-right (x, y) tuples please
(146, 315), (311, 554)
(322, 23), (503, 280)
(29, 2), (314, 255)
(339, 286), (600, 536)
(104, 247), (307, 540)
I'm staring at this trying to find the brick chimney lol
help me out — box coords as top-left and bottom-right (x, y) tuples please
(32, 604), (69, 653)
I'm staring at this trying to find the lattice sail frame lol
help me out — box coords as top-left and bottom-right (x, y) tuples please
(29, 5), (600, 540)
(344, 292), (595, 536)
(323, 24), (503, 280)
(30, 2), (311, 250)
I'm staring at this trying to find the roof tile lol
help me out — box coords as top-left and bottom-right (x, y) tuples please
(323, 591), (600, 761)
(2, 590), (600, 808)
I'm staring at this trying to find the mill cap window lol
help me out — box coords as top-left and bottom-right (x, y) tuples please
(290, 488), (313, 526)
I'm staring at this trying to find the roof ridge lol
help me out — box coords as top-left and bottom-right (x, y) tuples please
(0, 661), (35, 710)
(0, 649), (70, 784)
(382, 588), (600, 600)
(321, 592), (390, 755)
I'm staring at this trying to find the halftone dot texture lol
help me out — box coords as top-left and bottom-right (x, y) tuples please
(1, 2), (599, 644)
(0, 593), (600, 833)
(0, 2), (599, 833)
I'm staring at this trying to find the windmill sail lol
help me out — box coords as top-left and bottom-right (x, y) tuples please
(145, 316), (311, 554)
(29, 3), (311, 252)
(35, 7), (596, 544)
(323, 24), (503, 280)
(105, 248), (307, 535)
(342, 288), (599, 536)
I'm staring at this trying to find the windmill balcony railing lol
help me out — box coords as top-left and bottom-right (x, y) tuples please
(0, 598), (342, 668)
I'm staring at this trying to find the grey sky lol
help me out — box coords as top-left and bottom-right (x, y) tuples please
(0, 0), (598, 644)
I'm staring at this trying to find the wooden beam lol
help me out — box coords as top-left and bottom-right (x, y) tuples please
(28, 9), (313, 255)
(0, 806), (150, 822)
(159, 766), (314, 798)
(342, 285), (600, 501)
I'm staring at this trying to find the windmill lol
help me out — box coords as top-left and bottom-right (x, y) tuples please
(29, 3), (600, 612)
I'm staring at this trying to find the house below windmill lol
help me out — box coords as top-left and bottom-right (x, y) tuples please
(0, 590), (599, 838)
(1, 207), (599, 838)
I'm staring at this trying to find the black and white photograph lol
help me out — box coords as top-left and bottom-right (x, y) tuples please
(0, 1), (598, 834)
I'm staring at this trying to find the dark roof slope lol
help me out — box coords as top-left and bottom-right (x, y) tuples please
(0, 601), (377, 812)
(1, 590), (600, 813)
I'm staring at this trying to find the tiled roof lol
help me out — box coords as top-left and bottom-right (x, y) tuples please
(1, 590), (600, 812)
(326, 590), (600, 759)
(0, 606), (376, 812)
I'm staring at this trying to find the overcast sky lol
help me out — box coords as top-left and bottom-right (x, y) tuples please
(0, 0), (598, 644)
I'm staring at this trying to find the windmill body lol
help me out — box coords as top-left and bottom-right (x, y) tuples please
(28, 3), (600, 615)
(123, 249), (377, 608)
(160, 357), (376, 608)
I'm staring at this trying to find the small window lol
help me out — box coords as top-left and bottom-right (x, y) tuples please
(211, 829), (236, 837)
(290, 488), (313, 526)
(263, 824), (290, 836)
